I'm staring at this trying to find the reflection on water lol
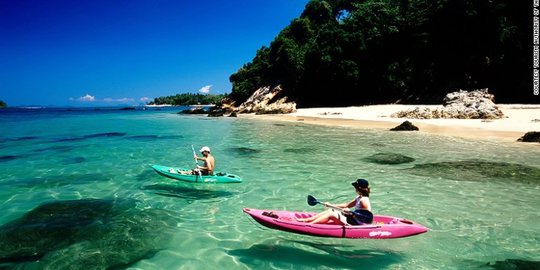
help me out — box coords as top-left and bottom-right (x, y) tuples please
(141, 183), (236, 202)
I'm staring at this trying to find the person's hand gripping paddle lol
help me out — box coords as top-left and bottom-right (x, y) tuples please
(307, 195), (373, 224)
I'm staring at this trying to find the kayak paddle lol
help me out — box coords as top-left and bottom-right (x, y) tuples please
(191, 145), (203, 181)
(307, 195), (374, 224)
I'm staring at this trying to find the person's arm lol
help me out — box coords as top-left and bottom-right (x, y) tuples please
(327, 198), (356, 209)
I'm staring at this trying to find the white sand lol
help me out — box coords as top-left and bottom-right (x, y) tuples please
(240, 104), (540, 141)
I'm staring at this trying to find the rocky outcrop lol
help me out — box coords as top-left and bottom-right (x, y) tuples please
(392, 89), (504, 119)
(236, 85), (296, 114)
(517, 132), (540, 143)
(204, 86), (296, 117)
(179, 108), (207, 114)
(390, 121), (419, 131)
(206, 97), (235, 117)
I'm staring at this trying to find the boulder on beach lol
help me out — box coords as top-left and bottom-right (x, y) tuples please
(517, 131), (540, 143)
(391, 89), (504, 119)
(390, 121), (419, 131)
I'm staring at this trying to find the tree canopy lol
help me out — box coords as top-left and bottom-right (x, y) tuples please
(0, 100), (6, 108)
(148, 93), (225, 106)
(229, 0), (534, 107)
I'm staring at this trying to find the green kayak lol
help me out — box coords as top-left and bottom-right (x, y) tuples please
(151, 165), (242, 183)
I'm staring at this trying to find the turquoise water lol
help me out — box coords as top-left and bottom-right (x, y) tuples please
(0, 107), (539, 269)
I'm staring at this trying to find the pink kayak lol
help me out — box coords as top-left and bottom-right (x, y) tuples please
(243, 208), (428, 239)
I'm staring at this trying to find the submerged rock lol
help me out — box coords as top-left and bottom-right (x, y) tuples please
(406, 160), (540, 183)
(390, 121), (419, 131)
(0, 155), (20, 162)
(61, 156), (86, 165)
(1, 173), (109, 189)
(517, 131), (540, 143)
(84, 132), (126, 138)
(225, 147), (262, 156)
(485, 259), (540, 270)
(363, 153), (415, 165)
(283, 147), (317, 154)
(0, 199), (177, 269)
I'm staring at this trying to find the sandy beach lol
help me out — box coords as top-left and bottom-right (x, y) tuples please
(240, 104), (540, 142)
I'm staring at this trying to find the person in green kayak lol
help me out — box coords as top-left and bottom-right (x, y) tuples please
(296, 178), (371, 225)
(173, 146), (215, 175)
(193, 146), (214, 175)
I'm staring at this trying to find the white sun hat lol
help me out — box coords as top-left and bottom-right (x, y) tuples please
(199, 146), (211, 153)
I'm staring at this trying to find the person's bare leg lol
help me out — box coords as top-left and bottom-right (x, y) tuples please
(297, 209), (331, 222)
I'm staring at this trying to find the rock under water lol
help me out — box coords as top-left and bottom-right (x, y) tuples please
(406, 160), (540, 183)
(363, 153), (416, 165)
(485, 259), (540, 270)
(283, 147), (317, 154)
(0, 199), (178, 269)
(225, 147), (262, 156)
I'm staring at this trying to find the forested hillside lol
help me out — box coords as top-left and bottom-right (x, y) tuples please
(148, 93), (225, 106)
(229, 0), (533, 107)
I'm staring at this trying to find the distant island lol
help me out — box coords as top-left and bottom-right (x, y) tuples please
(228, 0), (533, 107)
(147, 93), (226, 106)
(0, 100), (6, 108)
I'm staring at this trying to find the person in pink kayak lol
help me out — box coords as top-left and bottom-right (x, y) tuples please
(297, 178), (371, 225)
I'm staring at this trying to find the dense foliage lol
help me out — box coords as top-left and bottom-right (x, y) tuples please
(0, 100), (6, 108)
(148, 93), (226, 106)
(230, 0), (533, 107)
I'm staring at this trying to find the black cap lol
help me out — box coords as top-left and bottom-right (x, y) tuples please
(352, 178), (369, 188)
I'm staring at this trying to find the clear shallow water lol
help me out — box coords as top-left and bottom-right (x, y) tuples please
(0, 107), (539, 269)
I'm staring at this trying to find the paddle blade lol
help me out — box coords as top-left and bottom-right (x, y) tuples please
(307, 195), (319, 206)
(352, 209), (374, 224)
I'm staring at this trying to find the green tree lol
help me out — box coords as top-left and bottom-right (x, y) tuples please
(0, 100), (6, 108)
(148, 93), (225, 106)
(229, 0), (536, 107)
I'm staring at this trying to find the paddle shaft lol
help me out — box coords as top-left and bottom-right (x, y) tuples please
(313, 199), (352, 215)
(191, 145), (203, 181)
(325, 203), (353, 214)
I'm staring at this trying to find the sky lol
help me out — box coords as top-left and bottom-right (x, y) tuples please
(0, 0), (309, 106)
